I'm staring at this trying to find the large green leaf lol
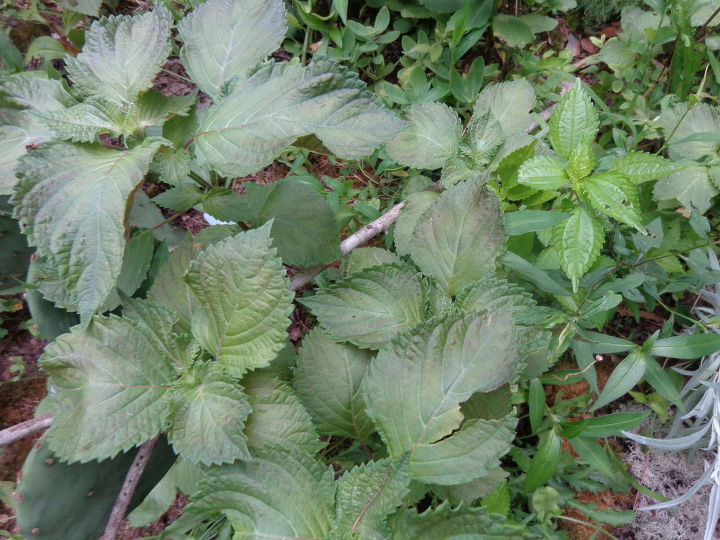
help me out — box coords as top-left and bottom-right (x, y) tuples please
(582, 172), (645, 232)
(301, 264), (425, 350)
(363, 311), (520, 484)
(473, 78), (536, 137)
(168, 362), (252, 466)
(591, 351), (647, 411)
(658, 102), (720, 161)
(553, 207), (604, 292)
(295, 328), (374, 440)
(393, 190), (440, 257)
(548, 82), (598, 159)
(517, 155), (569, 190)
(609, 152), (683, 184)
(40, 303), (182, 462)
(178, 0), (287, 99)
(409, 181), (506, 296)
(186, 224), (294, 376)
(192, 61), (404, 176)
(12, 139), (162, 320)
(653, 163), (717, 214)
(386, 102), (462, 169)
(65, 7), (172, 104)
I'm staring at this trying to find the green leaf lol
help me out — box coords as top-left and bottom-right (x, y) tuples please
(409, 181), (506, 296)
(333, 459), (410, 538)
(301, 264), (425, 350)
(26, 36), (68, 62)
(654, 163), (717, 214)
(504, 210), (570, 235)
(553, 207), (604, 292)
(346, 247), (401, 274)
(591, 351), (648, 411)
(192, 61), (404, 177)
(178, 0), (287, 99)
(12, 139), (163, 320)
(649, 333), (720, 359)
(524, 430), (561, 492)
(548, 82), (598, 159)
(57, 0), (101, 16)
(642, 356), (680, 402)
(364, 311), (520, 484)
(153, 184), (203, 212)
(186, 224), (294, 376)
(498, 251), (571, 296)
(528, 378), (544, 434)
(392, 502), (526, 539)
(493, 14), (533, 48)
(569, 437), (622, 481)
(474, 78), (536, 137)
(609, 152), (682, 184)
(40, 304), (182, 462)
(563, 412), (649, 439)
(454, 277), (536, 317)
(582, 172), (645, 232)
(658, 102), (720, 161)
(567, 143), (595, 181)
(519, 13), (558, 33)
(517, 155), (569, 190)
(386, 102), (462, 169)
(65, 7), (172, 104)
(168, 362), (251, 466)
(38, 96), (136, 142)
(295, 328), (374, 440)
(393, 191), (440, 257)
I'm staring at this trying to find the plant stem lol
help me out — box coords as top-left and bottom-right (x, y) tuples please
(0, 415), (52, 448)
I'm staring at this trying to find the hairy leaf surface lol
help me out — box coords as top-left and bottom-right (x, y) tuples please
(549, 83), (598, 159)
(517, 155), (568, 190)
(582, 172), (645, 232)
(553, 207), (604, 292)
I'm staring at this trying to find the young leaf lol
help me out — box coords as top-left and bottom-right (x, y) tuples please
(178, 0), (287, 99)
(548, 82), (599, 159)
(567, 143), (595, 181)
(591, 351), (648, 411)
(517, 155), (569, 190)
(524, 430), (561, 492)
(648, 333), (720, 359)
(301, 264), (425, 349)
(168, 362), (251, 466)
(609, 152), (683, 184)
(386, 102), (462, 169)
(454, 276), (536, 317)
(295, 328), (374, 440)
(582, 172), (645, 232)
(363, 311), (520, 484)
(553, 207), (604, 292)
(12, 139), (163, 320)
(37, 96), (137, 142)
(40, 305), (181, 462)
(192, 61), (404, 176)
(528, 378), (545, 434)
(186, 224), (294, 376)
(409, 181), (506, 296)
(499, 251), (571, 296)
(65, 7), (172, 104)
(570, 437), (622, 481)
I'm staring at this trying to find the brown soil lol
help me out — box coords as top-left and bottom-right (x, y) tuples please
(562, 490), (635, 539)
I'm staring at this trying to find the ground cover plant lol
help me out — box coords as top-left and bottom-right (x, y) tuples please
(2, 0), (720, 539)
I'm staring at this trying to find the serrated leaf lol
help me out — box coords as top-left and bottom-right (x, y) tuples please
(567, 143), (595, 180)
(409, 181), (506, 296)
(474, 78), (536, 137)
(186, 224), (294, 376)
(393, 191), (440, 257)
(517, 155), (569, 190)
(12, 139), (163, 320)
(364, 311), (520, 484)
(178, 0), (287, 99)
(455, 277), (536, 317)
(295, 328), (374, 440)
(609, 152), (682, 184)
(65, 7), (172, 104)
(549, 82), (598, 159)
(153, 184), (203, 212)
(301, 264), (424, 350)
(653, 163), (717, 214)
(168, 362), (251, 466)
(40, 304), (181, 462)
(553, 207), (604, 292)
(37, 96), (136, 142)
(152, 147), (192, 186)
(193, 61), (404, 176)
(183, 445), (335, 539)
(658, 102), (720, 161)
(504, 210), (570, 235)
(346, 247), (401, 274)
(386, 102), (461, 169)
(582, 172), (645, 232)
(333, 458), (410, 538)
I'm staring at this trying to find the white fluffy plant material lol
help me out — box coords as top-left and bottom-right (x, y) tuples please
(623, 251), (720, 540)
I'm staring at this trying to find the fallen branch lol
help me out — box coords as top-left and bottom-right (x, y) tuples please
(101, 435), (160, 540)
(0, 414), (52, 448)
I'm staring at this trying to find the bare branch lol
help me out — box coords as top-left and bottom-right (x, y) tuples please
(0, 415), (52, 448)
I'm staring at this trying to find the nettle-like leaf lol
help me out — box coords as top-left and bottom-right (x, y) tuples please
(192, 61), (405, 177)
(454, 277), (537, 317)
(409, 180), (506, 296)
(345, 247), (401, 274)
(168, 362), (252, 466)
(295, 327), (374, 440)
(549, 82), (599, 159)
(393, 191), (440, 257)
(363, 311), (520, 484)
(609, 151), (682, 184)
(567, 143), (595, 181)
(186, 224), (294, 376)
(658, 101), (720, 161)
(178, 0), (287, 99)
(386, 102), (462, 169)
(40, 302), (181, 462)
(12, 139), (163, 320)
(654, 163), (717, 214)
(301, 263), (425, 350)
(553, 206), (604, 292)
(582, 172), (645, 232)
(473, 78), (536, 137)
(65, 7), (172, 104)
(517, 155), (568, 190)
